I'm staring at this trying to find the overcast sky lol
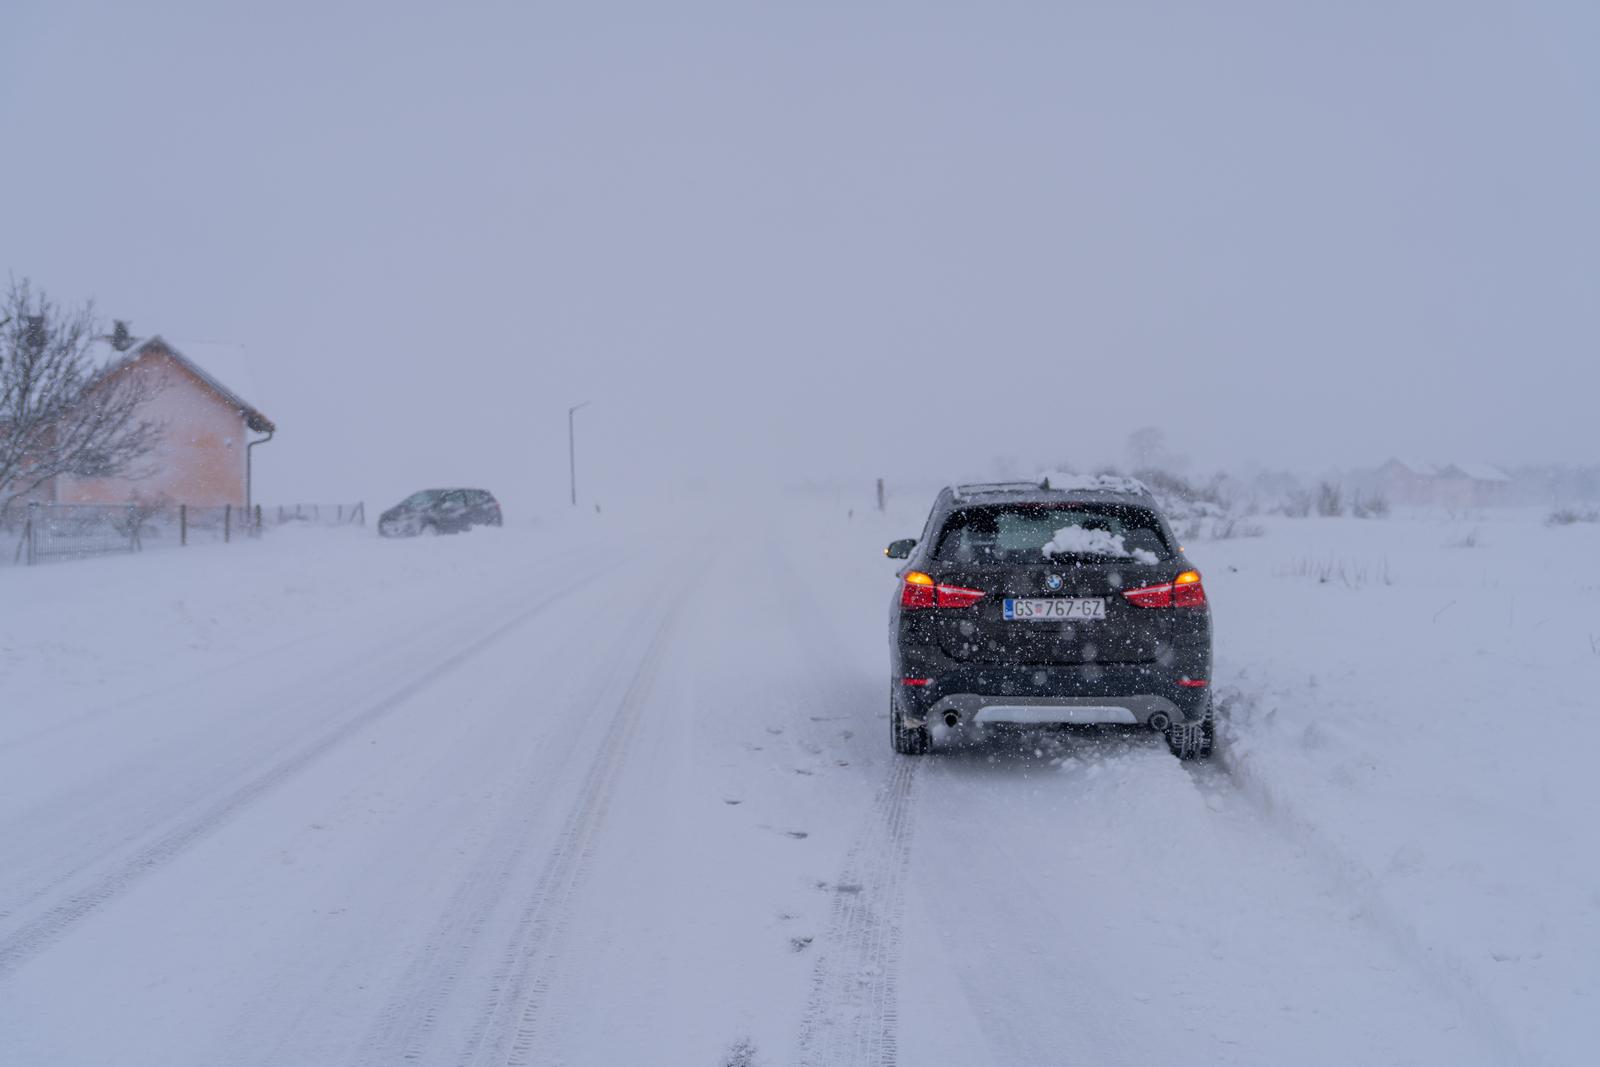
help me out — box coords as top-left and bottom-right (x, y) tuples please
(4, 1), (1597, 514)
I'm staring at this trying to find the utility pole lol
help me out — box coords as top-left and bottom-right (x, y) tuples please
(568, 401), (590, 506)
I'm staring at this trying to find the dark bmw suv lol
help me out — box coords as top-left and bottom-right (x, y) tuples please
(378, 488), (502, 537)
(886, 477), (1213, 759)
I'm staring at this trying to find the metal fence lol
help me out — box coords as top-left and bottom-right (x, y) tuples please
(259, 502), (366, 529)
(2, 501), (365, 567)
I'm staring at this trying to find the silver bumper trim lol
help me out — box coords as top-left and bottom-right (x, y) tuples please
(918, 693), (1182, 728)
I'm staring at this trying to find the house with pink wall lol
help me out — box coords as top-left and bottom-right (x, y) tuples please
(1375, 458), (1513, 509)
(48, 336), (275, 508)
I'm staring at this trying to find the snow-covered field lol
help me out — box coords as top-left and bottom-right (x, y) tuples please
(0, 499), (1594, 1065)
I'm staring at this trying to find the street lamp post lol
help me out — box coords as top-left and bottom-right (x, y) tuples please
(568, 401), (590, 507)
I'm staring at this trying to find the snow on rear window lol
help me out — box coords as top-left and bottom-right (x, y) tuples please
(1043, 525), (1158, 564)
(935, 504), (1170, 564)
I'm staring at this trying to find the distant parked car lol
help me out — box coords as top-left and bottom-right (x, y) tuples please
(378, 489), (501, 537)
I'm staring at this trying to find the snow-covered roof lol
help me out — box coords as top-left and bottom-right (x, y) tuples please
(1381, 458), (1441, 476)
(92, 335), (274, 433)
(1380, 458), (1511, 483)
(1444, 463), (1511, 483)
(1036, 471), (1151, 495)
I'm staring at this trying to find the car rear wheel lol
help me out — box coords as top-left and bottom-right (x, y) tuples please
(890, 698), (930, 756)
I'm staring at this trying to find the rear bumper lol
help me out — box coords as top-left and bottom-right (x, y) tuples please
(896, 665), (1209, 728)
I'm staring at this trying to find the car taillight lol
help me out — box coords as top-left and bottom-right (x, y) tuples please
(1122, 570), (1207, 609)
(902, 572), (937, 608)
(901, 572), (987, 610)
(1173, 570), (1205, 607)
(936, 583), (986, 608)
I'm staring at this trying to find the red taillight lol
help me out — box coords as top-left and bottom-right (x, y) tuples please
(901, 572), (937, 609)
(935, 584), (986, 609)
(900, 572), (987, 610)
(1172, 570), (1206, 608)
(1122, 582), (1174, 608)
(1178, 678), (1209, 688)
(902, 677), (931, 686)
(1123, 570), (1206, 609)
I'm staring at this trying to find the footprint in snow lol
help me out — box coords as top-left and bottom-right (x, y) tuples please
(789, 935), (814, 953)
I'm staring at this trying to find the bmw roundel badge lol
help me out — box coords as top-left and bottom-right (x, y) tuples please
(1044, 574), (1064, 591)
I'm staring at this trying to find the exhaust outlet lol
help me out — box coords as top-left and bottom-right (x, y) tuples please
(944, 710), (961, 728)
(1149, 712), (1171, 732)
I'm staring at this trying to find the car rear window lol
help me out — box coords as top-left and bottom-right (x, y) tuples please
(933, 504), (1173, 565)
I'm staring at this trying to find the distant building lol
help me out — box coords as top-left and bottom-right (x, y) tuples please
(45, 336), (275, 508)
(1376, 458), (1511, 508)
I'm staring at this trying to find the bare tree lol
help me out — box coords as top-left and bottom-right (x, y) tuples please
(0, 279), (162, 513)
(1316, 480), (1344, 517)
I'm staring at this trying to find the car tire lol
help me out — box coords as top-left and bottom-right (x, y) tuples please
(1198, 698), (1216, 759)
(1166, 700), (1214, 761)
(890, 697), (931, 756)
(421, 522), (441, 537)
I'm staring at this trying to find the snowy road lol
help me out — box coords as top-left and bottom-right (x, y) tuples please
(0, 511), (1525, 1064)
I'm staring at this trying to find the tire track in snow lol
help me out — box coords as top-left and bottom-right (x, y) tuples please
(1192, 689), (1524, 1062)
(0, 563), (616, 982)
(0, 551), (613, 927)
(349, 563), (690, 1066)
(0, 546), (608, 760)
(796, 756), (920, 1067)
(446, 557), (706, 1067)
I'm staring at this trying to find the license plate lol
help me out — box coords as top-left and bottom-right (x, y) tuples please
(1002, 597), (1106, 622)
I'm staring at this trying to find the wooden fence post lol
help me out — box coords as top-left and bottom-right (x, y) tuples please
(180, 504), (188, 546)
(127, 504), (138, 553)
(254, 504), (262, 535)
(224, 504), (232, 543)
(25, 502), (37, 566)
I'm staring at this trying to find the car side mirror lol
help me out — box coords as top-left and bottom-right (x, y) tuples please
(885, 538), (916, 559)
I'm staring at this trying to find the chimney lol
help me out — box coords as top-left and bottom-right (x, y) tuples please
(110, 321), (133, 351)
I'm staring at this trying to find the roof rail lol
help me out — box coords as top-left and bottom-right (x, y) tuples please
(953, 483), (1043, 495)
(952, 474), (1154, 500)
(952, 480), (1046, 499)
